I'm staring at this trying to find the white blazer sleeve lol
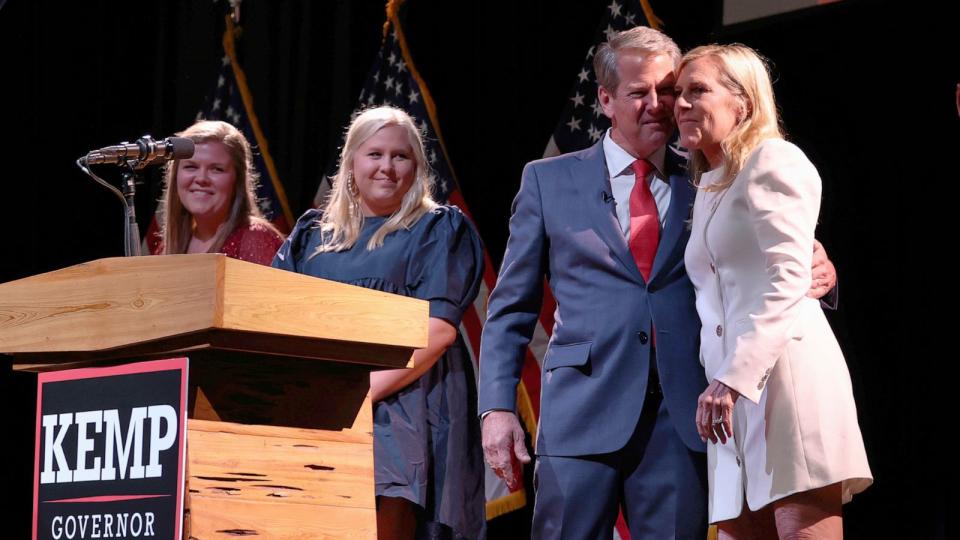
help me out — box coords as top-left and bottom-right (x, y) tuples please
(715, 140), (822, 403)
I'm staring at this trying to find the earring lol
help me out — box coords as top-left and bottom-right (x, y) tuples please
(347, 171), (360, 196)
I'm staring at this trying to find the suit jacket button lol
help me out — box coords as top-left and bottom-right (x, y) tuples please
(638, 331), (649, 345)
(710, 263), (716, 273)
(716, 325), (723, 337)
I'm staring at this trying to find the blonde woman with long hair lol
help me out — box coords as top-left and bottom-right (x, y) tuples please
(677, 44), (872, 538)
(272, 106), (485, 540)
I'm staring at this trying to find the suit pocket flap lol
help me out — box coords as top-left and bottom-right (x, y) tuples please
(544, 341), (592, 370)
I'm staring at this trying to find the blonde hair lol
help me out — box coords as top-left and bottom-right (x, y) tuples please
(314, 106), (436, 254)
(594, 26), (681, 95)
(678, 44), (784, 190)
(158, 120), (275, 253)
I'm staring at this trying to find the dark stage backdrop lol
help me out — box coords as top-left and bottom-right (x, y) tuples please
(1, 0), (951, 537)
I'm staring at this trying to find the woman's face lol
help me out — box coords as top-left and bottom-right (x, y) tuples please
(351, 125), (417, 217)
(675, 58), (743, 168)
(176, 141), (237, 225)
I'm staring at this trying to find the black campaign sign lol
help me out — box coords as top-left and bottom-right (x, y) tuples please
(32, 358), (188, 540)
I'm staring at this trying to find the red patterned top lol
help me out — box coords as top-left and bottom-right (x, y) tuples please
(220, 221), (285, 265)
(148, 220), (284, 266)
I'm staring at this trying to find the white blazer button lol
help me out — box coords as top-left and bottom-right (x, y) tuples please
(710, 263), (716, 273)
(716, 325), (723, 337)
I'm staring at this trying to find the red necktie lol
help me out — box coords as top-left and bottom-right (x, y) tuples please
(628, 159), (659, 282)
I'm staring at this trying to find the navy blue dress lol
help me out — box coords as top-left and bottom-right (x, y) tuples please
(272, 206), (486, 540)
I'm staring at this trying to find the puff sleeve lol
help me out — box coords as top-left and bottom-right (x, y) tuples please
(407, 207), (484, 327)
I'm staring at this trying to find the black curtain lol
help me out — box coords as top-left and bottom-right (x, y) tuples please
(1, 0), (950, 537)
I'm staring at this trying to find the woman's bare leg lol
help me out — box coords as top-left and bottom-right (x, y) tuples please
(716, 502), (778, 540)
(772, 483), (843, 540)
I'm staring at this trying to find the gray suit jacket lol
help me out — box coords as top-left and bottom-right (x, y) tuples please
(478, 141), (707, 456)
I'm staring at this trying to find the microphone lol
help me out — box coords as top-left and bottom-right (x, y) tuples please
(601, 191), (615, 204)
(81, 135), (194, 166)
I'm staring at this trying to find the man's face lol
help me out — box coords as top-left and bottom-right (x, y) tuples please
(598, 51), (677, 159)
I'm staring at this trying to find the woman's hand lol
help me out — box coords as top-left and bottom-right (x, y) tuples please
(696, 379), (740, 444)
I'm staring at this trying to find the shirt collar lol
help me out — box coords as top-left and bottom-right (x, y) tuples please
(602, 129), (667, 181)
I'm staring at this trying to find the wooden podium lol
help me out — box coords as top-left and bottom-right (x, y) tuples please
(1, 254), (429, 539)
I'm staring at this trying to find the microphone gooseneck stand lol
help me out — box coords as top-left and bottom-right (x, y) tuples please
(76, 158), (147, 257)
(120, 166), (142, 257)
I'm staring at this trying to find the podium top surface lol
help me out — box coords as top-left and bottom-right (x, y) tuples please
(0, 254), (428, 363)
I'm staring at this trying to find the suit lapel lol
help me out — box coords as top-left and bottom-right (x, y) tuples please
(572, 142), (646, 284)
(649, 173), (694, 282)
(649, 147), (694, 284)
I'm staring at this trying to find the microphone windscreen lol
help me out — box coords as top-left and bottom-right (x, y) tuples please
(169, 137), (195, 159)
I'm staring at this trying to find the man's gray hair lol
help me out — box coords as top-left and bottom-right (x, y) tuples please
(593, 26), (681, 94)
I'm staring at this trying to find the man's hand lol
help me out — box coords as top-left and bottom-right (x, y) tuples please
(808, 239), (837, 299)
(481, 411), (531, 490)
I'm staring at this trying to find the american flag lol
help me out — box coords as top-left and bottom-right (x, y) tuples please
(330, 0), (528, 519)
(145, 14), (293, 252)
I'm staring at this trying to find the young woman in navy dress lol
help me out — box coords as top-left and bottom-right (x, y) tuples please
(272, 107), (485, 540)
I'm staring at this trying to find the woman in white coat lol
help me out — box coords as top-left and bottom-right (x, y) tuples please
(676, 44), (872, 538)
